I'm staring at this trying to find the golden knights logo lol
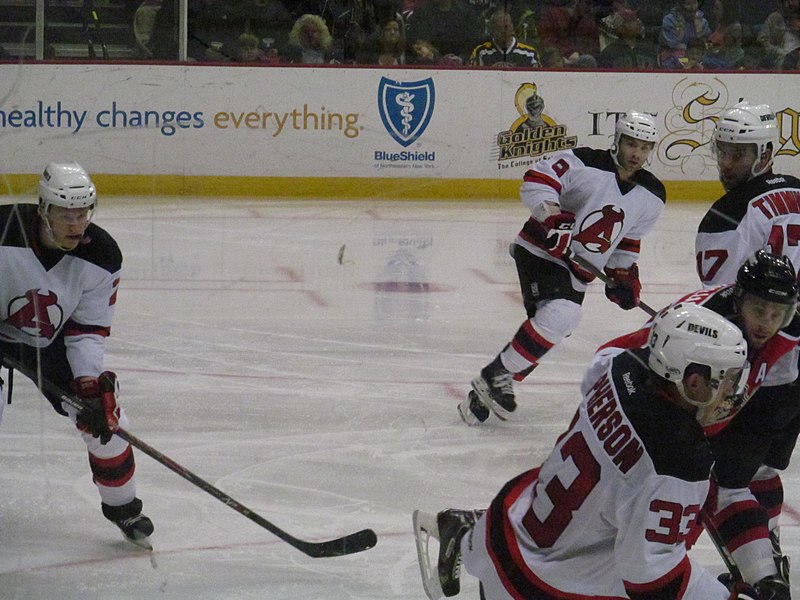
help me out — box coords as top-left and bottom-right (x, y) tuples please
(494, 83), (578, 166)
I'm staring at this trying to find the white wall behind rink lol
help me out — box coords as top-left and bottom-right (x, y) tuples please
(0, 63), (798, 199)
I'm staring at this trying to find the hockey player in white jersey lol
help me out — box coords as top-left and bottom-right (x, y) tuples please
(461, 110), (666, 426)
(696, 101), (800, 286)
(694, 101), (800, 597)
(0, 163), (153, 546)
(415, 304), (768, 599)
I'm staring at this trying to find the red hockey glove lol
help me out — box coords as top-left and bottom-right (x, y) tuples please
(73, 371), (120, 444)
(603, 264), (641, 310)
(531, 211), (575, 258)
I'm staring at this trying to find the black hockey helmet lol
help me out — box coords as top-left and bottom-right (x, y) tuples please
(735, 250), (799, 312)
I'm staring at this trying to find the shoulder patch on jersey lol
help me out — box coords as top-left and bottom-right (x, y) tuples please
(70, 223), (123, 274)
(632, 169), (666, 203)
(572, 147), (615, 173)
(612, 350), (713, 482)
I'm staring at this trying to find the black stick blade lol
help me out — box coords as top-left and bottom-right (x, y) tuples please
(302, 528), (378, 558)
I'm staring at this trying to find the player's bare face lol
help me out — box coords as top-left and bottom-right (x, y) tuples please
(739, 295), (789, 349)
(715, 141), (757, 191)
(617, 136), (653, 175)
(44, 205), (91, 250)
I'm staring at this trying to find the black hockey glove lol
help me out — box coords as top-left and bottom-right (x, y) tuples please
(73, 371), (120, 444)
(603, 264), (641, 310)
(753, 574), (790, 600)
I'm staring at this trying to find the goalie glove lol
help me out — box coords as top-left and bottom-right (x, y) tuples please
(72, 371), (120, 444)
(604, 264), (641, 310)
(529, 202), (575, 258)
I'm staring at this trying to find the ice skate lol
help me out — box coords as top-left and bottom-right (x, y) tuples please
(470, 356), (517, 421)
(102, 498), (154, 549)
(413, 509), (483, 599)
(457, 390), (490, 426)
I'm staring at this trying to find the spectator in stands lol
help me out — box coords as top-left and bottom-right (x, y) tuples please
(538, 0), (600, 59)
(659, 0), (712, 68)
(406, 0), (483, 63)
(359, 16), (407, 64)
(187, 0), (252, 61)
(538, 44), (566, 67)
(684, 37), (706, 67)
(597, 8), (657, 68)
(703, 20), (745, 69)
(469, 8), (540, 66)
(232, 32), (267, 62)
(758, 0), (800, 68)
(598, 0), (633, 50)
(283, 13), (336, 63)
(408, 38), (442, 64)
(250, 0), (293, 53)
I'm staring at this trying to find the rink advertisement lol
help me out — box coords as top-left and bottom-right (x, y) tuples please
(0, 64), (798, 199)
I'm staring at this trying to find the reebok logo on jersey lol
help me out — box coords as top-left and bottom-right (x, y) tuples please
(687, 323), (719, 338)
(622, 371), (636, 395)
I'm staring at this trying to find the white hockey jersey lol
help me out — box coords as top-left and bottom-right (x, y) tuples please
(465, 346), (731, 599)
(0, 204), (121, 378)
(515, 148), (666, 290)
(696, 171), (800, 287)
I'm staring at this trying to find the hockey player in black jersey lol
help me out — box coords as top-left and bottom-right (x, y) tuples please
(0, 163), (153, 547)
(461, 110), (666, 426)
(415, 304), (764, 600)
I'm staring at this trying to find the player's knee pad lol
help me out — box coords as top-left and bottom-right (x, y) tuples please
(530, 299), (582, 342)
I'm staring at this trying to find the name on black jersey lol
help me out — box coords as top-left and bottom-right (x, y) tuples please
(586, 373), (644, 474)
(687, 323), (719, 338)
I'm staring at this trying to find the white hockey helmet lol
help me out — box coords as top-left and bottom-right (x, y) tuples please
(38, 162), (97, 213)
(647, 303), (749, 409)
(615, 110), (659, 144)
(612, 110), (659, 167)
(713, 101), (779, 177)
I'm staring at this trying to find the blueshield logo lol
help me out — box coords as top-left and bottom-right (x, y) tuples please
(378, 77), (435, 147)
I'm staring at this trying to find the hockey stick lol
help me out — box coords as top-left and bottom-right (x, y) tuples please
(703, 513), (744, 582)
(564, 249), (658, 317)
(2, 356), (378, 558)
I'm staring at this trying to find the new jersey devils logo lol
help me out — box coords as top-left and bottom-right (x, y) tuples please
(572, 205), (626, 253)
(6, 289), (64, 340)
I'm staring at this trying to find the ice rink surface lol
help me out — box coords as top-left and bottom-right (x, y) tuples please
(0, 196), (798, 599)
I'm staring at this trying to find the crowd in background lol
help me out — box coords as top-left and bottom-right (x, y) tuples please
(2, 0), (800, 70)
